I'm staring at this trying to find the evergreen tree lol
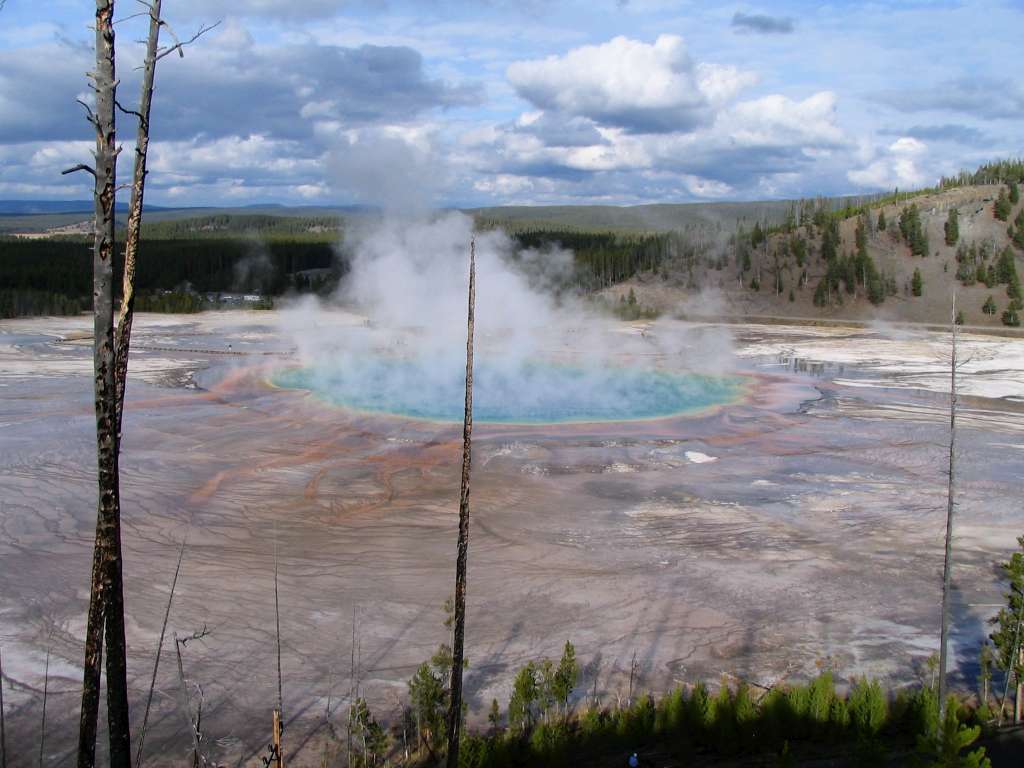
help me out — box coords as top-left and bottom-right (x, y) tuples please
(1010, 181), (1020, 205)
(945, 208), (960, 246)
(899, 204), (929, 256)
(792, 237), (807, 268)
(408, 662), (447, 754)
(989, 535), (1024, 707)
(914, 697), (991, 768)
(1011, 208), (1024, 252)
(407, 599), (464, 756)
(995, 189), (1012, 221)
(995, 246), (1019, 284)
(878, 209), (887, 231)
(509, 662), (539, 732)
(983, 296), (998, 315)
(487, 699), (502, 735)
(856, 215), (868, 256)
(751, 221), (766, 248)
(551, 641), (579, 715)
(349, 698), (389, 767)
(821, 217), (840, 262)
(912, 268), (923, 296)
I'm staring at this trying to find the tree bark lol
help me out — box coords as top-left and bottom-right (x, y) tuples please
(937, 293), (958, 725)
(445, 238), (476, 768)
(115, 0), (163, 436)
(78, 2), (132, 766)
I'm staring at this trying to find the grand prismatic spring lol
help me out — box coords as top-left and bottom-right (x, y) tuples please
(274, 358), (746, 424)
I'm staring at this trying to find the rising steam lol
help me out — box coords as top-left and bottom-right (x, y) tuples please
(274, 209), (740, 424)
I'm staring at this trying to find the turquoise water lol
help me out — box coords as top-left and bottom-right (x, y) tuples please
(274, 357), (745, 424)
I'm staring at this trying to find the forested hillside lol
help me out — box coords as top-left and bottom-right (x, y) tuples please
(3, 160), (1023, 324)
(606, 160), (1024, 328)
(0, 237), (340, 318)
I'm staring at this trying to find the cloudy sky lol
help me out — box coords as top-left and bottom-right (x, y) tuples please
(1, 0), (1021, 207)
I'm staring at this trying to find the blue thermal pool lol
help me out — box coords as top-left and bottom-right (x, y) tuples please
(273, 357), (746, 424)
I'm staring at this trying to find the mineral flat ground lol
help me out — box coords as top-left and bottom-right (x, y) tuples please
(1, 311), (1023, 766)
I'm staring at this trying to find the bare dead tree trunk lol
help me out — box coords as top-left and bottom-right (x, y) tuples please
(274, 530), (284, 768)
(39, 644), (50, 768)
(136, 535), (187, 766)
(174, 629), (208, 767)
(628, 650), (637, 707)
(76, 2), (132, 766)
(938, 293), (958, 725)
(114, 0), (163, 436)
(0, 646), (6, 768)
(68, 7), (217, 767)
(346, 605), (358, 764)
(445, 237), (476, 768)
(174, 634), (199, 767)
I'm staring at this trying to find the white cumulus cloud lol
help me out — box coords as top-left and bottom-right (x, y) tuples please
(848, 136), (929, 190)
(507, 35), (756, 134)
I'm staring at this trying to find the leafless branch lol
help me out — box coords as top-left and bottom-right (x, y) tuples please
(178, 626), (210, 649)
(136, 534), (188, 767)
(156, 20), (221, 61)
(113, 11), (151, 24)
(75, 99), (98, 126)
(61, 164), (96, 178)
(175, 629), (215, 767)
(115, 100), (144, 122)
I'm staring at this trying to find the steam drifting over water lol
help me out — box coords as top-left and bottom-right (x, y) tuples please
(275, 211), (740, 423)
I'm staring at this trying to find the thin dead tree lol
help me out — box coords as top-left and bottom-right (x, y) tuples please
(273, 529), (284, 768)
(1, 646), (7, 768)
(64, 5), (218, 764)
(174, 628), (210, 768)
(937, 292), (960, 724)
(114, 4), (219, 434)
(112, 0), (163, 436)
(39, 644), (50, 768)
(346, 605), (357, 763)
(63, 3), (133, 766)
(445, 237), (476, 768)
(136, 534), (188, 766)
